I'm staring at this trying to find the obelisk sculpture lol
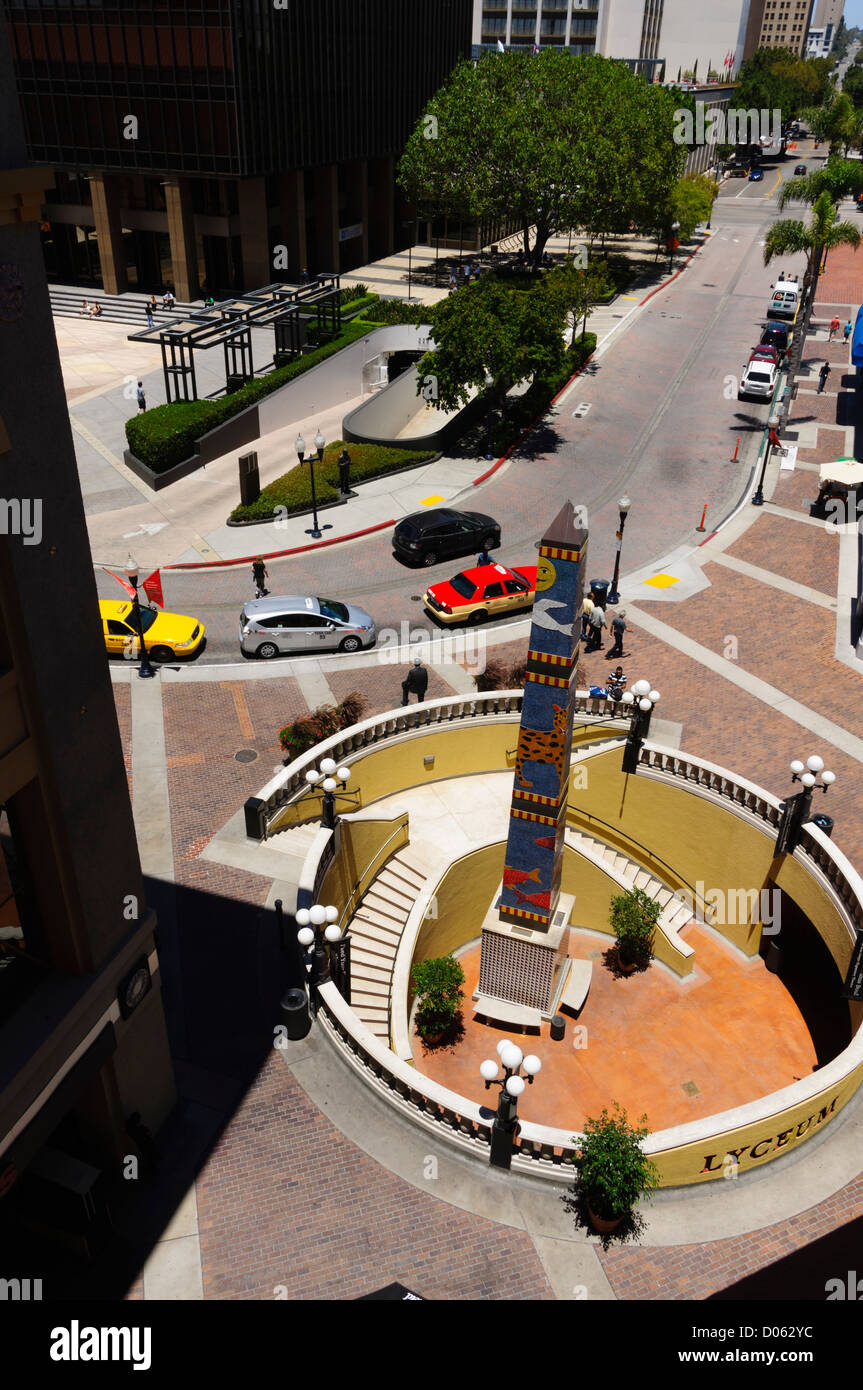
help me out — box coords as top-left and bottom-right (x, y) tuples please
(476, 501), (588, 1018)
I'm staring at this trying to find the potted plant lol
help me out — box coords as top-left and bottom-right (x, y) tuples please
(610, 885), (660, 972)
(410, 953), (465, 1044)
(571, 1103), (659, 1233)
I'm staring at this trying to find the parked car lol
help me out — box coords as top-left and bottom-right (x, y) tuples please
(238, 595), (376, 657)
(749, 167), (764, 182)
(100, 600), (205, 661)
(793, 163), (807, 175)
(423, 562), (537, 626)
(761, 320), (791, 358)
(739, 358), (778, 400)
(749, 344), (780, 365)
(393, 507), (501, 567)
(766, 276), (800, 320)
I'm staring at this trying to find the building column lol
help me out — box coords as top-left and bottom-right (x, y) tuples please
(343, 159), (369, 264)
(89, 172), (126, 295)
(313, 163), (339, 276)
(163, 177), (199, 302)
(237, 175), (270, 292)
(368, 154), (394, 260)
(279, 169), (307, 281)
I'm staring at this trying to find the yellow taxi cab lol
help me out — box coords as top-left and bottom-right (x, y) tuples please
(99, 600), (205, 661)
(423, 562), (538, 625)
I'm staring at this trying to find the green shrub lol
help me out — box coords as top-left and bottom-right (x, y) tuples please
(571, 1104), (660, 1222)
(358, 298), (431, 326)
(610, 886), (660, 969)
(410, 954), (465, 1040)
(229, 439), (436, 522)
(126, 320), (372, 472)
(278, 690), (368, 757)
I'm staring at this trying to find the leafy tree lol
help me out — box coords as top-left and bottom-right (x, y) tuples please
(544, 255), (609, 345)
(736, 47), (832, 117)
(778, 155), (863, 210)
(417, 275), (567, 410)
(398, 51), (684, 266)
(764, 188), (861, 294)
(842, 63), (863, 107)
(668, 173), (717, 240)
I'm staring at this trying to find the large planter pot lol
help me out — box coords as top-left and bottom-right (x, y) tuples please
(587, 1206), (626, 1235)
(617, 950), (637, 975)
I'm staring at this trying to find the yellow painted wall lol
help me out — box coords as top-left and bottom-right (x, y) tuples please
(270, 719), (619, 831)
(561, 846), (692, 976)
(652, 1058), (863, 1185)
(320, 813), (409, 920)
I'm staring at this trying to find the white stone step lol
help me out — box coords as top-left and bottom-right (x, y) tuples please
(353, 907), (403, 939)
(354, 998), (389, 1020)
(389, 853), (427, 887)
(368, 1021), (390, 1039)
(634, 869), (653, 890)
(351, 979), (390, 1003)
(349, 950), (394, 981)
(348, 932), (397, 962)
(621, 861), (638, 882)
(653, 888), (674, 908)
(362, 891), (408, 924)
(374, 874), (415, 909)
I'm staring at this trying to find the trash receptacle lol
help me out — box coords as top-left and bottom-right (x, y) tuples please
(590, 579), (610, 608)
(812, 813), (834, 838)
(280, 987), (311, 1041)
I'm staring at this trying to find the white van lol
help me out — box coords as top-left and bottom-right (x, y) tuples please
(767, 276), (801, 320)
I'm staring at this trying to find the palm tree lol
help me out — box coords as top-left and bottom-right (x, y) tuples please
(763, 189), (860, 296)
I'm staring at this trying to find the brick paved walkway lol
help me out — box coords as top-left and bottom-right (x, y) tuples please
(109, 241), (863, 1302)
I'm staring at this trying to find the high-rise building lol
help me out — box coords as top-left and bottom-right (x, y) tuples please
(0, 14), (175, 1257)
(745, 0), (816, 56)
(473, 1), (601, 58)
(2, 0), (473, 299)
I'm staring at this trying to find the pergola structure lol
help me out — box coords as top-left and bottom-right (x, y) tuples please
(127, 275), (343, 404)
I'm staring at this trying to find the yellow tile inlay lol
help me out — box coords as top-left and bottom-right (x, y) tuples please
(643, 573), (680, 589)
(420, 494), (446, 506)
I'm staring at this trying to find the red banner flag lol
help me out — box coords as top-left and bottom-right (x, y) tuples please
(142, 569), (164, 608)
(103, 567), (136, 600)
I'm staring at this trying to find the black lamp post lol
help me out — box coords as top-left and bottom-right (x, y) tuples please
(295, 428), (332, 539)
(774, 755), (836, 858)
(484, 369), (494, 460)
(620, 680), (660, 776)
(304, 758), (358, 829)
(296, 903), (342, 1012)
(480, 1041), (541, 1171)
(607, 494), (631, 605)
(752, 413), (780, 507)
(123, 554), (156, 678)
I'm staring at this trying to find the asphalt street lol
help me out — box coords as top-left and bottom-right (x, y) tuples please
(95, 147), (823, 667)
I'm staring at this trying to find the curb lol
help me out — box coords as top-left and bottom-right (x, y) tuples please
(163, 517), (397, 570)
(638, 237), (706, 308)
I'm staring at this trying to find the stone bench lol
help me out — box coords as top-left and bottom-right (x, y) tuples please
(559, 960), (593, 1017)
(472, 993), (542, 1032)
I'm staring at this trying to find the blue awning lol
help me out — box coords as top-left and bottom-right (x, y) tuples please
(851, 305), (863, 366)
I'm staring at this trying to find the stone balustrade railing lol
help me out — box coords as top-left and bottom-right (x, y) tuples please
(245, 689), (635, 841)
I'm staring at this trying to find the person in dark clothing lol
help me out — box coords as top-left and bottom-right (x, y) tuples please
(476, 547), (493, 567)
(608, 608), (627, 658)
(607, 666), (627, 702)
(818, 362), (830, 393)
(401, 656), (428, 705)
(252, 556), (268, 597)
(136, 381), (146, 413)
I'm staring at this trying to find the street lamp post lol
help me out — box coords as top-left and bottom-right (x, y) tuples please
(295, 902), (342, 1011)
(295, 428), (332, 540)
(620, 680), (660, 775)
(123, 555), (156, 678)
(774, 755), (836, 858)
(484, 369), (494, 460)
(607, 495), (631, 605)
(669, 220), (681, 274)
(304, 758), (357, 829)
(480, 1040), (542, 1170)
(752, 413), (781, 507)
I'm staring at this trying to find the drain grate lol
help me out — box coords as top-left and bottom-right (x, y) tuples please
(681, 1080), (700, 1097)
(234, 749), (258, 763)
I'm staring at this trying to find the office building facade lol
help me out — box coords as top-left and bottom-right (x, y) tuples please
(0, 16), (175, 1254)
(3, 0), (473, 299)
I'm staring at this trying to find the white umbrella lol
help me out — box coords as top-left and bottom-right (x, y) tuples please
(819, 459), (863, 487)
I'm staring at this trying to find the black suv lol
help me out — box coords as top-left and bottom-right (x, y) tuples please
(760, 320), (790, 360)
(393, 508), (501, 567)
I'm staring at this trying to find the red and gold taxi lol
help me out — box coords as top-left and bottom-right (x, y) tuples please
(423, 562), (538, 625)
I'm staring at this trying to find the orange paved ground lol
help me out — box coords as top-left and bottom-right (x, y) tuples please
(414, 931), (818, 1132)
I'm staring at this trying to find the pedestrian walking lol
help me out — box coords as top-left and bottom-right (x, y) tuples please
(252, 556), (269, 597)
(300, 267), (310, 285)
(476, 547), (493, 567)
(829, 315), (840, 341)
(585, 603), (606, 652)
(608, 608), (627, 658)
(145, 303), (154, 329)
(581, 594), (594, 642)
(448, 270), (457, 292)
(818, 361), (831, 393)
(607, 665), (627, 702)
(135, 380), (146, 414)
(844, 319), (853, 343)
(401, 655), (428, 705)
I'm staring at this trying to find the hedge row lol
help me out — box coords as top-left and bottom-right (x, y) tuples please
(125, 320), (372, 472)
(229, 439), (437, 523)
(357, 299), (431, 326)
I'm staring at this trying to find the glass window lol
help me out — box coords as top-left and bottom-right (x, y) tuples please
(317, 599), (349, 622)
(504, 579), (528, 595)
(484, 583), (504, 599)
(450, 575), (477, 599)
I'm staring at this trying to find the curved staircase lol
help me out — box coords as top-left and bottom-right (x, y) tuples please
(349, 852), (427, 1041)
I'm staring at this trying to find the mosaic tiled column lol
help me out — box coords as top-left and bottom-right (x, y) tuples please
(478, 501), (588, 1013)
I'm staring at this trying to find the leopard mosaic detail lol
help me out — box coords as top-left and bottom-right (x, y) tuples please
(514, 703), (568, 789)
